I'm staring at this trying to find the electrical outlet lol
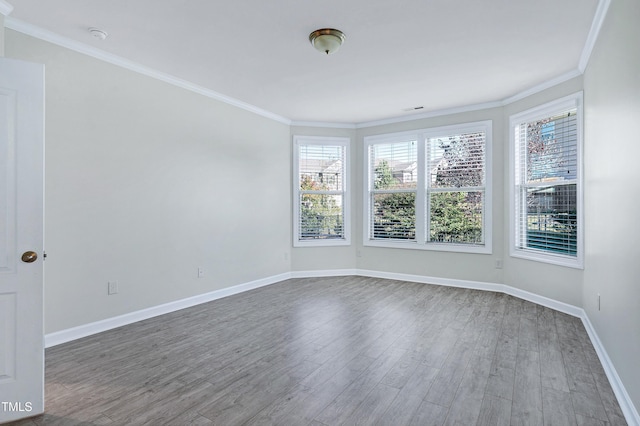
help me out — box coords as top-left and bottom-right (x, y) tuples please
(495, 259), (503, 269)
(108, 281), (118, 295)
(198, 267), (204, 278)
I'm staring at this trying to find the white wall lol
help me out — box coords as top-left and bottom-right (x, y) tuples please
(583, 0), (640, 412)
(6, 30), (292, 334)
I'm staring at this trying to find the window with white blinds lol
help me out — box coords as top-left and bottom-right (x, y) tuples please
(427, 131), (486, 245)
(293, 136), (350, 247)
(510, 93), (583, 268)
(369, 139), (418, 240)
(364, 121), (492, 253)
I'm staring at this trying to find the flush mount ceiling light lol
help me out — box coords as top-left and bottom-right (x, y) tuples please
(88, 27), (108, 40)
(309, 28), (345, 55)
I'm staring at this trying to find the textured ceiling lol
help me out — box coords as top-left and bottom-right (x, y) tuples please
(5, 0), (601, 124)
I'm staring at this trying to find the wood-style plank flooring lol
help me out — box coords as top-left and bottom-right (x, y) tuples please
(10, 276), (627, 425)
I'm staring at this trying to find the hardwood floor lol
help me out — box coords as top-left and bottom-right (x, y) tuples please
(9, 276), (627, 425)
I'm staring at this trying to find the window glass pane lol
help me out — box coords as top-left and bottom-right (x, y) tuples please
(371, 193), (416, 240)
(514, 103), (579, 261)
(299, 144), (344, 191)
(429, 191), (483, 244)
(371, 141), (418, 190)
(521, 184), (577, 255)
(299, 194), (344, 240)
(525, 111), (577, 183)
(428, 132), (485, 188)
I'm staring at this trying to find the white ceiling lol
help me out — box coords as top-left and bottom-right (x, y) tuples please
(5, 0), (601, 124)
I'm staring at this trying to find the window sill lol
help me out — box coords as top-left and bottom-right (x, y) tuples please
(510, 248), (584, 269)
(294, 239), (351, 248)
(364, 239), (492, 254)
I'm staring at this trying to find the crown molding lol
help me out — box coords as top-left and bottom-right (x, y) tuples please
(579, 0), (611, 72)
(501, 68), (583, 106)
(290, 67), (582, 130)
(290, 120), (357, 129)
(355, 100), (504, 129)
(4, 17), (292, 126)
(0, 0), (13, 16)
(5, 0), (609, 130)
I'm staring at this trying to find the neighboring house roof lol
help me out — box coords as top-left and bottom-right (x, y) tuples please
(300, 159), (342, 174)
(391, 161), (417, 173)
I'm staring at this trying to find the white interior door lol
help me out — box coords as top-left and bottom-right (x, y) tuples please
(0, 58), (45, 423)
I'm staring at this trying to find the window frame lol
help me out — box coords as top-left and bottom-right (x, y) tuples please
(363, 121), (492, 254)
(366, 131), (420, 244)
(509, 92), (584, 269)
(293, 135), (351, 247)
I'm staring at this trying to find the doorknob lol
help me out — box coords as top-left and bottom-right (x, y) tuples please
(21, 251), (38, 263)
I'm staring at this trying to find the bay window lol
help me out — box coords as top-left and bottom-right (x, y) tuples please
(364, 121), (492, 253)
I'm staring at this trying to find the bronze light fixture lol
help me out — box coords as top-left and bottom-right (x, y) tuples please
(309, 28), (346, 55)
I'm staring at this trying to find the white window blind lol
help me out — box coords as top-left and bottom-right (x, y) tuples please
(511, 93), (583, 268)
(294, 136), (350, 246)
(427, 131), (486, 245)
(369, 139), (417, 240)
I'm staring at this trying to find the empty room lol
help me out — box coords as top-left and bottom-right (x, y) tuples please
(0, 0), (638, 424)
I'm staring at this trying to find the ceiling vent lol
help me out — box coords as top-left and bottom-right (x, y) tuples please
(88, 27), (108, 40)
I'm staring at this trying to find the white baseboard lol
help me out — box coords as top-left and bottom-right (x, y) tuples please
(290, 268), (358, 278)
(581, 314), (640, 426)
(44, 272), (292, 348)
(353, 268), (583, 318)
(44, 268), (638, 426)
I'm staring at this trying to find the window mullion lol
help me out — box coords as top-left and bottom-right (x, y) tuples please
(416, 135), (426, 244)
(428, 186), (484, 193)
(370, 189), (416, 194)
(300, 190), (343, 195)
(523, 180), (578, 188)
